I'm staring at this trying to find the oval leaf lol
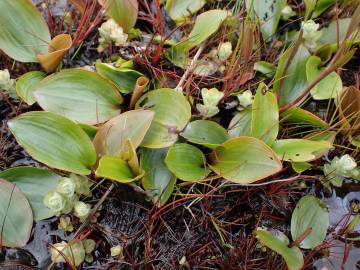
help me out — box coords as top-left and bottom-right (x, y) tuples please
(16, 71), (46, 105)
(95, 155), (143, 183)
(180, 120), (229, 149)
(0, 167), (61, 221)
(93, 110), (154, 158)
(251, 85), (279, 145)
(96, 63), (144, 94)
(165, 143), (210, 181)
(141, 148), (176, 206)
(209, 137), (282, 184)
(255, 228), (304, 270)
(291, 195), (329, 249)
(306, 55), (342, 100)
(34, 69), (123, 124)
(136, 89), (191, 148)
(0, 179), (33, 248)
(272, 139), (332, 162)
(0, 0), (51, 62)
(8, 111), (96, 175)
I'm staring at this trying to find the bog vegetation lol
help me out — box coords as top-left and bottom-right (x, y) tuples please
(0, 0), (359, 269)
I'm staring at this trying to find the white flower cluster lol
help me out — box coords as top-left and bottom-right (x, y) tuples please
(0, 69), (16, 98)
(98, 19), (128, 53)
(196, 88), (224, 118)
(236, 90), (253, 110)
(43, 174), (92, 220)
(51, 239), (96, 266)
(302, 20), (322, 50)
(323, 154), (359, 187)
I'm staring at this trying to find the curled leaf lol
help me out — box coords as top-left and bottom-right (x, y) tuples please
(37, 34), (73, 73)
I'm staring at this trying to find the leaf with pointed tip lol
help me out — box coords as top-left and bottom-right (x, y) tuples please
(0, 0), (51, 62)
(210, 137), (282, 184)
(93, 110), (154, 158)
(136, 89), (191, 148)
(141, 148), (176, 206)
(33, 69), (123, 124)
(0, 167), (61, 221)
(95, 155), (143, 183)
(8, 111), (96, 175)
(255, 228), (304, 270)
(16, 71), (46, 105)
(271, 139), (332, 162)
(0, 179), (33, 248)
(165, 143), (210, 181)
(281, 107), (329, 128)
(291, 195), (329, 249)
(180, 120), (229, 149)
(251, 85), (279, 145)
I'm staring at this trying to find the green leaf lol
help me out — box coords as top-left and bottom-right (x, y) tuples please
(0, 0), (51, 62)
(96, 63), (144, 94)
(291, 162), (312, 173)
(33, 69), (122, 125)
(165, 143), (210, 181)
(180, 120), (229, 149)
(101, 0), (138, 32)
(281, 107), (329, 128)
(141, 148), (176, 206)
(304, 130), (336, 143)
(95, 155), (143, 183)
(0, 167), (61, 221)
(93, 110), (154, 158)
(291, 195), (329, 249)
(312, 0), (336, 18)
(165, 0), (206, 22)
(246, 0), (286, 40)
(271, 139), (332, 162)
(255, 228), (304, 270)
(318, 18), (360, 49)
(16, 71), (46, 105)
(136, 89), (191, 148)
(304, 0), (317, 19)
(79, 124), (98, 140)
(251, 85), (279, 145)
(8, 111), (96, 175)
(209, 137), (282, 184)
(274, 44), (310, 107)
(0, 179), (33, 248)
(228, 110), (252, 138)
(254, 61), (276, 78)
(306, 56), (342, 100)
(185, 9), (230, 49)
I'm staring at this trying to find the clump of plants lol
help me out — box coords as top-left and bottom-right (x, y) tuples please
(0, 0), (360, 269)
